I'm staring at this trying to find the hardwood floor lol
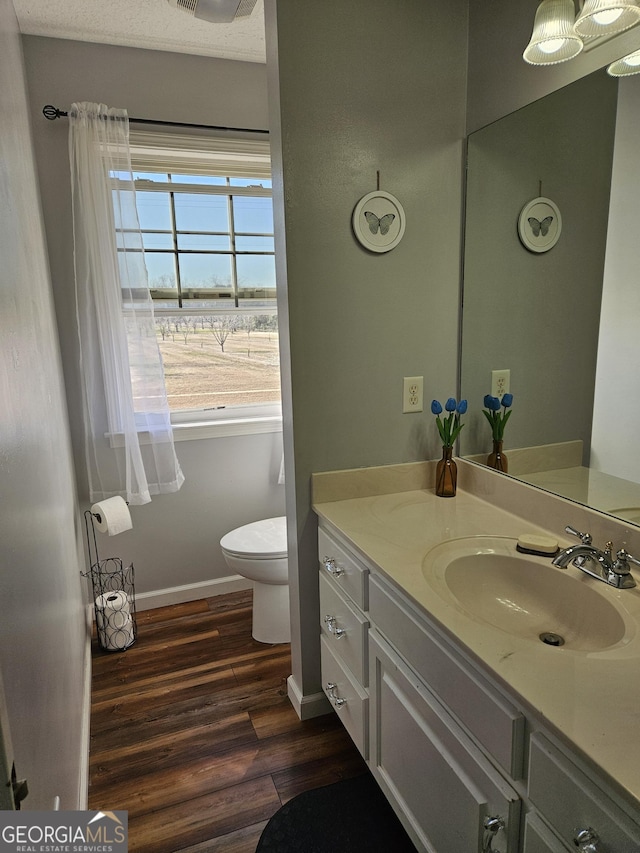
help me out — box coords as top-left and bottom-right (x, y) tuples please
(88, 589), (368, 853)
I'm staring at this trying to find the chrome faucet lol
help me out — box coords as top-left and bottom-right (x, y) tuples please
(552, 526), (638, 589)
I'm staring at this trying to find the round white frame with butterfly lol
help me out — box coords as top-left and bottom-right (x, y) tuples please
(352, 190), (406, 253)
(518, 197), (562, 253)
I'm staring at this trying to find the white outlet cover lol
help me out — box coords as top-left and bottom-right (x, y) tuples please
(403, 376), (423, 413)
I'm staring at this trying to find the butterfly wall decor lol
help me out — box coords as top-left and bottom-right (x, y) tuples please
(364, 211), (396, 236)
(528, 215), (553, 238)
(352, 190), (406, 253)
(518, 197), (562, 253)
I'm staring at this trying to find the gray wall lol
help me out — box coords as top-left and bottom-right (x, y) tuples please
(265, 0), (468, 703)
(0, 0), (87, 809)
(460, 71), (618, 461)
(22, 37), (285, 598)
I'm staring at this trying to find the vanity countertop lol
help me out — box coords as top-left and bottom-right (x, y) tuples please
(313, 482), (640, 813)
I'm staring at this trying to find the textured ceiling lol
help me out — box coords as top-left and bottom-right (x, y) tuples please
(12, 0), (266, 63)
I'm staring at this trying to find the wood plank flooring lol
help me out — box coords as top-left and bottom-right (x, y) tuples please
(88, 589), (368, 853)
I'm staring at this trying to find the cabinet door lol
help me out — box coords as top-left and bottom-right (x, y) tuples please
(369, 629), (520, 853)
(528, 734), (640, 852)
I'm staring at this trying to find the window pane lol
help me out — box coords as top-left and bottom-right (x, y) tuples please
(233, 196), (273, 233)
(170, 174), (227, 186)
(136, 191), (173, 230)
(156, 312), (280, 410)
(145, 253), (177, 290)
(236, 254), (276, 290)
(174, 193), (229, 232)
(143, 232), (174, 250)
(236, 235), (274, 252)
(230, 178), (273, 189)
(177, 233), (231, 251)
(179, 253), (232, 290)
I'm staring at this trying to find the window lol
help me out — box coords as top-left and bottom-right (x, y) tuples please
(117, 133), (280, 428)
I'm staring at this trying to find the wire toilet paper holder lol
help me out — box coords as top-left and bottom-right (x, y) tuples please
(83, 509), (137, 653)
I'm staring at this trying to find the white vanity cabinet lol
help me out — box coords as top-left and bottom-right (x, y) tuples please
(318, 527), (370, 758)
(316, 520), (640, 853)
(369, 628), (521, 852)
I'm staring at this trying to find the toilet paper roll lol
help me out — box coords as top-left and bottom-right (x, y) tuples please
(91, 496), (132, 536)
(95, 591), (134, 651)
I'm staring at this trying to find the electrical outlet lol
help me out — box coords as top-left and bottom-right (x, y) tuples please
(491, 369), (510, 398)
(403, 376), (423, 413)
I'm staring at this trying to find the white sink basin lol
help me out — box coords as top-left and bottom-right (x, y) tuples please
(422, 537), (631, 652)
(608, 507), (640, 525)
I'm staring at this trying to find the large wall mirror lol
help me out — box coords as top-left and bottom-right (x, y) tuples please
(460, 61), (640, 526)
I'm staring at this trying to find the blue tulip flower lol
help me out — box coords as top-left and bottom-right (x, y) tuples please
(431, 396), (465, 448)
(482, 393), (514, 442)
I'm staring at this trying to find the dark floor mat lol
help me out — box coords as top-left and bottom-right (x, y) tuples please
(255, 771), (416, 852)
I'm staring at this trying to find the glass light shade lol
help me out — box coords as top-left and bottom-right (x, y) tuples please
(574, 0), (640, 37)
(523, 0), (584, 65)
(608, 47), (640, 74)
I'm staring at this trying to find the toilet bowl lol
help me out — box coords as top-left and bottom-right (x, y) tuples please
(220, 516), (290, 644)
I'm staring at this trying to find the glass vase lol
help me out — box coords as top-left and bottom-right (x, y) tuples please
(435, 445), (457, 497)
(487, 439), (508, 473)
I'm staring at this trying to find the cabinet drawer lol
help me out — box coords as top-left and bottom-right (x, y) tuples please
(319, 571), (369, 686)
(320, 636), (369, 759)
(318, 527), (368, 610)
(528, 734), (640, 852)
(369, 574), (524, 779)
(522, 814), (566, 853)
(369, 629), (520, 853)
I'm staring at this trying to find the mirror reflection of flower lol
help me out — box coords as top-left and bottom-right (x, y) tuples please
(482, 393), (513, 440)
(431, 397), (467, 447)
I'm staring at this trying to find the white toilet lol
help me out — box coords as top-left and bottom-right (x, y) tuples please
(220, 516), (291, 644)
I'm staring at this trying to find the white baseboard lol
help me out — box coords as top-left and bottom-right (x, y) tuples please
(134, 574), (252, 611)
(287, 674), (332, 720)
(78, 621), (92, 809)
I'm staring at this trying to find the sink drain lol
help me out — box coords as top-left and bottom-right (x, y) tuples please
(539, 632), (565, 647)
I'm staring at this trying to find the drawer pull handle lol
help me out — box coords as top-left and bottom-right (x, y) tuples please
(323, 556), (344, 577)
(324, 615), (346, 639)
(574, 828), (601, 852)
(326, 681), (346, 708)
(482, 815), (505, 852)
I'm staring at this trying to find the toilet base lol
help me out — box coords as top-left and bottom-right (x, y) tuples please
(252, 581), (291, 644)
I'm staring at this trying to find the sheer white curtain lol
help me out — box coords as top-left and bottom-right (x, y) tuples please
(69, 102), (184, 505)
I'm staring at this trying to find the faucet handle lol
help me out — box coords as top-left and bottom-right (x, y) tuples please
(606, 549), (639, 588)
(615, 548), (640, 569)
(565, 525), (592, 545)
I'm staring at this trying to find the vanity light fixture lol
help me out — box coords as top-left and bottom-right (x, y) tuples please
(523, 0), (584, 65)
(524, 0), (640, 65)
(607, 45), (640, 71)
(574, 0), (640, 37)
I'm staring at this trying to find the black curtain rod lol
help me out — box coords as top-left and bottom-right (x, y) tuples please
(42, 104), (268, 135)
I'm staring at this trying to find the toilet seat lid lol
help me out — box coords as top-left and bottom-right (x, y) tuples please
(220, 516), (287, 558)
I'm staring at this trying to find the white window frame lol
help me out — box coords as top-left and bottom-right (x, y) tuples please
(127, 131), (282, 440)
